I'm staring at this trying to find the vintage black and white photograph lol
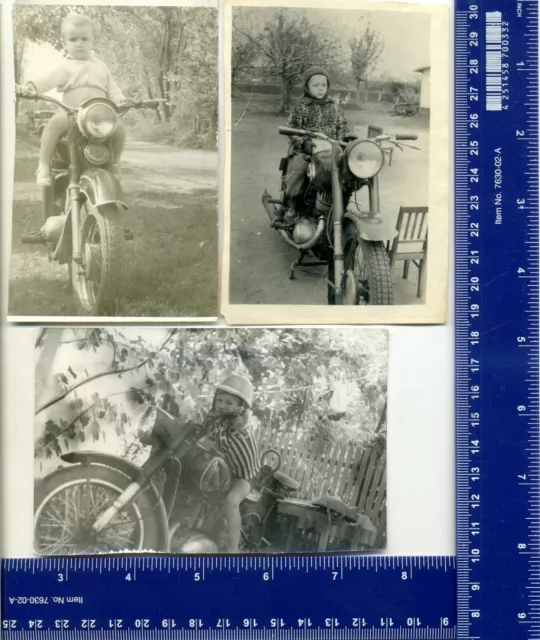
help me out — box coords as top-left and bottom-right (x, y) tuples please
(223, 0), (449, 325)
(8, 3), (218, 319)
(34, 327), (388, 555)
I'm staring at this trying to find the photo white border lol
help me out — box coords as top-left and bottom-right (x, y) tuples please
(2, 0), (219, 325)
(221, 0), (450, 325)
(2, 322), (455, 558)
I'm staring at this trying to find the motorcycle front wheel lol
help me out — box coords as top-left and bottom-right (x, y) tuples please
(72, 202), (124, 315)
(34, 465), (166, 555)
(327, 223), (394, 305)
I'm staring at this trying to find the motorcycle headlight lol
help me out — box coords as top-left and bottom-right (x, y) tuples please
(78, 102), (117, 140)
(345, 139), (384, 179)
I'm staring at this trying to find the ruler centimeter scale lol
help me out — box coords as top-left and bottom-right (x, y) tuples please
(1, 3), (539, 640)
(1, 556), (456, 639)
(455, 0), (539, 639)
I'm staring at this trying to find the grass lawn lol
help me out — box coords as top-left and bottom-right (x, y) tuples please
(9, 129), (218, 318)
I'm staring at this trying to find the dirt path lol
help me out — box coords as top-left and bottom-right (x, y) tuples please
(9, 135), (218, 318)
(122, 140), (217, 193)
(229, 101), (430, 306)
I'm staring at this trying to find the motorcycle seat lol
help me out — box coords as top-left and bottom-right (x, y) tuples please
(273, 470), (300, 492)
(311, 495), (358, 523)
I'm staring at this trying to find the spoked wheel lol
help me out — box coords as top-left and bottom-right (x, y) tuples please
(327, 223), (393, 305)
(72, 202), (124, 315)
(34, 465), (165, 555)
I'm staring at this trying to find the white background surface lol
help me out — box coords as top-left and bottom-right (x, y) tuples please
(2, 321), (455, 557)
(1, 0), (454, 558)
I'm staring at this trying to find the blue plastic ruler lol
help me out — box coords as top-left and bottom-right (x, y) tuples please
(1, 2), (539, 640)
(455, 0), (539, 639)
(1, 556), (455, 638)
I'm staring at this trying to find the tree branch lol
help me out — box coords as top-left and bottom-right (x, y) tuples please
(35, 330), (178, 416)
(35, 383), (156, 455)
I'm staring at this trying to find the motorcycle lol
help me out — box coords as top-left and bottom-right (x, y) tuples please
(15, 86), (164, 315)
(34, 406), (377, 554)
(262, 126), (419, 305)
(34, 407), (301, 554)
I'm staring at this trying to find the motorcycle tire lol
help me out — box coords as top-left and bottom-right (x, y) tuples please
(72, 202), (124, 316)
(34, 464), (167, 555)
(327, 223), (393, 305)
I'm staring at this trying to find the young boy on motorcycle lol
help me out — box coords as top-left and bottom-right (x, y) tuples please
(200, 374), (260, 553)
(21, 13), (128, 187)
(273, 66), (351, 227)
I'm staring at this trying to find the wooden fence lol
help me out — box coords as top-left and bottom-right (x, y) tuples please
(256, 429), (387, 548)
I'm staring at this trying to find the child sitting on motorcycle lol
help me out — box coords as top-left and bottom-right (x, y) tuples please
(201, 374), (260, 553)
(21, 13), (128, 187)
(273, 66), (351, 226)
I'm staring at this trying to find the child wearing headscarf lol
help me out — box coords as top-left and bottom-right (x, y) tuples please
(273, 66), (351, 225)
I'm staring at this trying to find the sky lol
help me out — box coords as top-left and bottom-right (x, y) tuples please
(234, 6), (431, 81)
(23, 41), (68, 99)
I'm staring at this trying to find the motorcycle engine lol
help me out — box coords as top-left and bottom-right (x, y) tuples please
(292, 217), (316, 244)
(179, 533), (219, 554)
(41, 215), (67, 244)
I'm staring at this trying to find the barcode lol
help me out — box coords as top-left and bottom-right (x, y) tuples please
(486, 12), (502, 111)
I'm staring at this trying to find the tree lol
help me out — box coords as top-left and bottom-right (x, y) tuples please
(12, 5), (218, 145)
(34, 328), (387, 469)
(231, 14), (259, 92)
(236, 10), (341, 114)
(350, 25), (384, 105)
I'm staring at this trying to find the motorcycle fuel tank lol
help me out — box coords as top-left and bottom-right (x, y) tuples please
(40, 215), (67, 244)
(292, 217), (316, 244)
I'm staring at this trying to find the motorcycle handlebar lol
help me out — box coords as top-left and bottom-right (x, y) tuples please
(278, 125), (310, 137)
(395, 134), (418, 141)
(278, 126), (347, 149)
(16, 86), (164, 115)
(16, 88), (75, 114)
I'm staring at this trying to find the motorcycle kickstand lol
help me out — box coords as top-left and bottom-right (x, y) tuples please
(288, 250), (307, 280)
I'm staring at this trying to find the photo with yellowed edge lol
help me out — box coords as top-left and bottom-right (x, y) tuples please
(222, 0), (449, 325)
(8, 2), (218, 321)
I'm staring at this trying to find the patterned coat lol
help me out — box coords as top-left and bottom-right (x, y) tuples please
(287, 96), (351, 153)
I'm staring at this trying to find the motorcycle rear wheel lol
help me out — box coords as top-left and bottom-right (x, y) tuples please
(327, 224), (393, 305)
(72, 202), (124, 315)
(34, 465), (165, 555)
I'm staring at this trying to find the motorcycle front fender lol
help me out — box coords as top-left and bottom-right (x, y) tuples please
(62, 450), (143, 480)
(344, 210), (398, 243)
(61, 450), (169, 545)
(50, 210), (72, 265)
(80, 168), (128, 210)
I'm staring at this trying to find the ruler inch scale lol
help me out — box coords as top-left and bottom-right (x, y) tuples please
(455, 1), (539, 640)
(1, 555), (456, 639)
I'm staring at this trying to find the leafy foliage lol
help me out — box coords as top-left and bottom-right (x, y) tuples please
(233, 9), (343, 114)
(231, 9), (386, 113)
(350, 26), (385, 102)
(13, 5), (217, 148)
(35, 328), (387, 467)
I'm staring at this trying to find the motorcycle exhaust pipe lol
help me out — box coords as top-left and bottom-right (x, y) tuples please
(91, 481), (141, 533)
(262, 190), (326, 251)
(21, 233), (46, 245)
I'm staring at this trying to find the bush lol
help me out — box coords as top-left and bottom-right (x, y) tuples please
(124, 111), (216, 150)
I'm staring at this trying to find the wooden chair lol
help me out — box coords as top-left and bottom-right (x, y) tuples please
(367, 124), (394, 166)
(388, 206), (429, 299)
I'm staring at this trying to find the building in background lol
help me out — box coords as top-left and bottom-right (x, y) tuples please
(414, 65), (431, 113)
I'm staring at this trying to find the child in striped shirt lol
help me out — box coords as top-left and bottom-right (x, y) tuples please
(203, 374), (260, 553)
